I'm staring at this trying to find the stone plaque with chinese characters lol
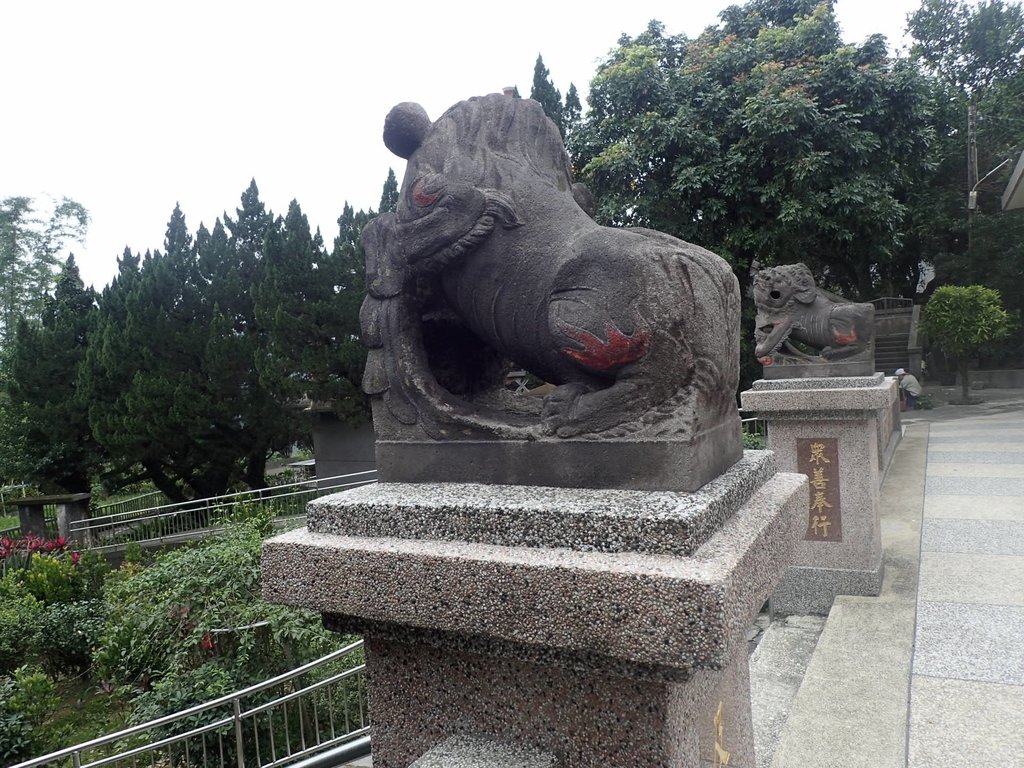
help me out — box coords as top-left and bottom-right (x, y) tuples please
(796, 437), (842, 542)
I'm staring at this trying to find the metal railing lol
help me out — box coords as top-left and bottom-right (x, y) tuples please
(871, 296), (914, 312)
(72, 472), (377, 552)
(0, 505), (59, 540)
(92, 490), (171, 519)
(12, 639), (370, 768)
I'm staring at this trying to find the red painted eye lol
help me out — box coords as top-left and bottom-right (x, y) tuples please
(412, 179), (442, 207)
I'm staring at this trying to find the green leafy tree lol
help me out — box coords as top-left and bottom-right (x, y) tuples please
(922, 285), (1011, 402)
(5, 256), (100, 493)
(0, 197), (89, 349)
(572, 9), (939, 301)
(908, 0), (1024, 354)
(530, 54), (564, 135)
(909, 0), (1024, 92)
(94, 516), (345, 709)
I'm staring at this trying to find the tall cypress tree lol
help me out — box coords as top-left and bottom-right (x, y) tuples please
(82, 201), (294, 502)
(7, 256), (100, 493)
(530, 54), (564, 135)
(379, 169), (399, 214)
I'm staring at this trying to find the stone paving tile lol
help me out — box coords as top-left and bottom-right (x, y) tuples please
(926, 462), (1024, 477)
(927, 450), (1024, 463)
(913, 601), (1024, 685)
(924, 496), (1024, 520)
(928, 434), (1024, 444)
(926, 475), (1024, 496)
(907, 675), (1024, 767)
(929, 422), (1024, 432)
(921, 519), (1024, 555)
(918, 552), (1024, 606)
(928, 442), (1024, 453)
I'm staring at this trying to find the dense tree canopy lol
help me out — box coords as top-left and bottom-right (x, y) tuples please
(3, 179), (381, 499)
(6, 257), (99, 493)
(570, 5), (939, 301)
(907, 0), (1024, 356)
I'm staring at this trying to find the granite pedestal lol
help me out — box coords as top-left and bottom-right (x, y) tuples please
(740, 374), (900, 615)
(262, 453), (807, 767)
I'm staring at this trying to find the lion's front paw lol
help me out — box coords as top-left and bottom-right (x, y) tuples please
(540, 382), (590, 437)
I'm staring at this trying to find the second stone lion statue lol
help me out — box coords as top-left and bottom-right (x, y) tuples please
(753, 263), (874, 373)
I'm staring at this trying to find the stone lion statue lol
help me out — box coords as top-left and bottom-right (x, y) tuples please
(358, 94), (742, 487)
(752, 263), (874, 370)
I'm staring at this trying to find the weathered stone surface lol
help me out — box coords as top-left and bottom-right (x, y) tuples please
(409, 736), (556, 768)
(752, 263), (875, 378)
(359, 93), (743, 489)
(262, 470), (807, 680)
(306, 451), (776, 556)
(741, 376), (899, 614)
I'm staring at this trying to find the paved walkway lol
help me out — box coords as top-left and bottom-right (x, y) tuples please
(906, 406), (1024, 765)
(758, 389), (1024, 767)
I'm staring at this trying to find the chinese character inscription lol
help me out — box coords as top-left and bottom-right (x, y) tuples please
(796, 437), (842, 542)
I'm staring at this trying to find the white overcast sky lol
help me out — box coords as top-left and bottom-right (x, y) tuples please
(1, 0), (925, 289)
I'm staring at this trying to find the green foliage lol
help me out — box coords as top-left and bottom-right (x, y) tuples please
(4, 256), (100, 493)
(254, 199), (369, 425)
(531, 54), (564, 134)
(0, 666), (59, 762)
(34, 599), (107, 675)
(94, 516), (341, 696)
(0, 589), (42, 674)
(81, 192), (296, 501)
(923, 284), (1012, 400)
(379, 168), (399, 213)
(571, 8), (939, 301)
(922, 284), (1012, 357)
(909, 0), (1024, 91)
(23, 553), (79, 604)
(0, 196), (89, 350)
(742, 431), (767, 449)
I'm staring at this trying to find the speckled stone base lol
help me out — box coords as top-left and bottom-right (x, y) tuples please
(306, 451), (777, 556)
(740, 376), (898, 616)
(770, 558), (885, 615)
(409, 735), (556, 768)
(368, 635), (755, 768)
(759, 356), (876, 380)
(262, 465), (807, 768)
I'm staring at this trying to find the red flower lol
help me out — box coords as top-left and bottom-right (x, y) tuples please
(200, 633), (215, 651)
(71, 551), (81, 566)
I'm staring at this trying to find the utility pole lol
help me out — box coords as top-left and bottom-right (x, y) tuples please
(967, 100), (979, 212)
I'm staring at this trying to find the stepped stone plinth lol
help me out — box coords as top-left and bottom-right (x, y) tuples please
(263, 453), (806, 767)
(741, 374), (901, 614)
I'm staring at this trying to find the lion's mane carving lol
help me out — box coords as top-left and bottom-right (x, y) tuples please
(360, 94), (741, 443)
(752, 263), (874, 368)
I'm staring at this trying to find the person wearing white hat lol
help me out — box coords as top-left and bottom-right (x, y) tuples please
(895, 368), (921, 410)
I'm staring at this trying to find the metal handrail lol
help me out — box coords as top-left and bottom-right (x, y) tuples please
(74, 472), (377, 529)
(11, 639), (367, 768)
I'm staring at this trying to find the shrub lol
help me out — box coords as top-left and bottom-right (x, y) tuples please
(23, 553), (79, 604)
(0, 666), (59, 762)
(94, 516), (341, 699)
(34, 600), (107, 675)
(0, 590), (42, 675)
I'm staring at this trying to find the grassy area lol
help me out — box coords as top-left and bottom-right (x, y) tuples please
(0, 513), (17, 531)
(45, 675), (132, 751)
